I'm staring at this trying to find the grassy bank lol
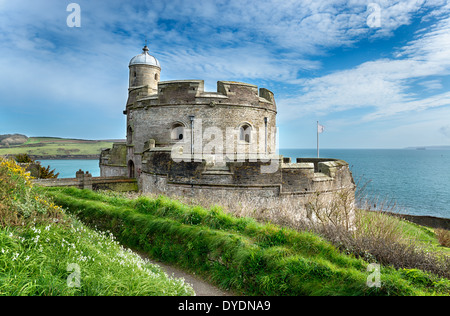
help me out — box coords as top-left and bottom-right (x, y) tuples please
(44, 187), (450, 296)
(0, 220), (194, 295)
(0, 158), (194, 296)
(174, 188), (450, 278)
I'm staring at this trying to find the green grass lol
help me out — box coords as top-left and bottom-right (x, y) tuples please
(396, 218), (450, 256)
(44, 187), (450, 296)
(0, 220), (194, 296)
(0, 137), (114, 157)
(355, 209), (450, 257)
(0, 158), (194, 296)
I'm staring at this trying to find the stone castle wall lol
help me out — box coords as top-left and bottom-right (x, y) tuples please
(120, 149), (356, 217)
(99, 52), (356, 225)
(99, 143), (128, 177)
(126, 80), (277, 148)
(124, 80), (278, 176)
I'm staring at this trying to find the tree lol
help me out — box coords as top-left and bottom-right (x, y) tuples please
(14, 154), (59, 179)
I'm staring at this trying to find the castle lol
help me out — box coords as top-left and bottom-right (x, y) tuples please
(100, 46), (355, 220)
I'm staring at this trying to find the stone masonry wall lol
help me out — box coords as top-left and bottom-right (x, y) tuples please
(126, 80), (277, 153)
(140, 150), (354, 197)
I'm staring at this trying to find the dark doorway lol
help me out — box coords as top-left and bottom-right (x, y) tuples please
(128, 160), (135, 178)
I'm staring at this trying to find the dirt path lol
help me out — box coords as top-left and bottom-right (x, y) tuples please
(135, 251), (235, 296)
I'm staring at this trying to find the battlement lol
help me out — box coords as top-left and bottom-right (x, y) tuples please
(137, 149), (354, 192)
(103, 46), (356, 226)
(130, 79), (276, 110)
(157, 80), (205, 104)
(283, 157), (349, 174)
(280, 157), (353, 192)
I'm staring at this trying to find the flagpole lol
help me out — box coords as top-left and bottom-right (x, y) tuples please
(317, 121), (319, 158)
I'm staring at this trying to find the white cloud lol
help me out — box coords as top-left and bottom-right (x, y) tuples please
(158, 45), (321, 89)
(277, 13), (450, 123)
(0, 1), (441, 86)
(146, 0), (449, 92)
(419, 79), (443, 90)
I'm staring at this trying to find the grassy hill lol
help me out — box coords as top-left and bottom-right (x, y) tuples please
(0, 157), (194, 296)
(45, 187), (450, 296)
(0, 135), (119, 159)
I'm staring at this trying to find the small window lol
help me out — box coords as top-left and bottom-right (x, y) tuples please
(127, 126), (133, 144)
(171, 123), (185, 141)
(239, 124), (251, 143)
(155, 73), (159, 80)
(128, 160), (135, 178)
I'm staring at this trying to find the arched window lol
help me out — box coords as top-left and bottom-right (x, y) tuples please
(128, 160), (135, 178)
(127, 126), (133, 144)
(132, 71), (137, 86)
(239, 124), (251, 143)
(171, 122), (185, 141)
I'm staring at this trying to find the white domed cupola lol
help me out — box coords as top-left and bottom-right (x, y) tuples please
(128, 45), (161, 92)
(129, 45), (161, 68)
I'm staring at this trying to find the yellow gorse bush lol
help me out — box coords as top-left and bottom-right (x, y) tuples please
(0, 156), (64, 227)
(0, 157), (34, 185)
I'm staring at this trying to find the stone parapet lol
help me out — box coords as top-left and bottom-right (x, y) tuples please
(127, 80), (276, 112)
(33, 175), (137, 192)
(139, 149), (354, 195)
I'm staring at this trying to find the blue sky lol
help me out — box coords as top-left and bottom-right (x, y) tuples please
(1, 0), (450, 149)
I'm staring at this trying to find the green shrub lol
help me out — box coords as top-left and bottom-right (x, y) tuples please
(46, 188), (450, 296)
(0, 157), (64, 227)
(14, 154), (59, 179)
(436, 229), (450, 248)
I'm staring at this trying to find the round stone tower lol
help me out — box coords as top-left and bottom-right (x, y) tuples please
(128, 45), (161, 94)
(125, 45), (161, 177)
(100, 44), (355, 227)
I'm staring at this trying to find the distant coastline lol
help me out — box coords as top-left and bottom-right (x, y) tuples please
(0, 134), (123, 160)
(31, 155), (100, 160)
(1, 153), (100, 160)
(381, 211), (450, 230)
(405, 145), (450, 150)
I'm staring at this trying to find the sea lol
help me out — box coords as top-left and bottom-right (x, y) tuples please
(37, 148), (450, 219)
